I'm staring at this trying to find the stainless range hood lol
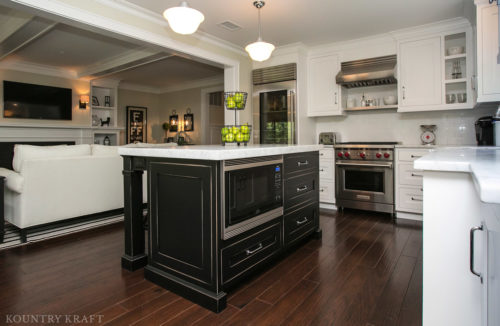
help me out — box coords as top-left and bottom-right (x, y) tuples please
(336, 55), (397, 88)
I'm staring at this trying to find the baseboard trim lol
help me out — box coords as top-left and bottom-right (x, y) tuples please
(396, 211), (423, 221)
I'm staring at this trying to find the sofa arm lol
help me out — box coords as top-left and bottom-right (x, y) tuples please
(0, 168), (24, 194)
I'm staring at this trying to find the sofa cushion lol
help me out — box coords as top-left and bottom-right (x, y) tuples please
(0, 167), (24, 193)
(13, 144), (91, 172)
(91, 144), (119, 156)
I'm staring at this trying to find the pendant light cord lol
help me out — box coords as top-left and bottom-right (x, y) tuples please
(258, 7), (262, 41)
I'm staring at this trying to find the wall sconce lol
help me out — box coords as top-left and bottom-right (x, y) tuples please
(169, 110), (179, 132)
(79, 95), (90, 109)
(184, 108), (194, 132)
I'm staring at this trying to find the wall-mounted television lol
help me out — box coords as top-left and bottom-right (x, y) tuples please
(3, 80), (72, 120)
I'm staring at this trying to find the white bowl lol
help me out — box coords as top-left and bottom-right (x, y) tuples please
(447, 46), (464, 55)
(383, 96), (397, 105)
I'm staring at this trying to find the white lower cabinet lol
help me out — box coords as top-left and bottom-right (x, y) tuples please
(319, 148), (335, 207)
(395, 147), (434, 219)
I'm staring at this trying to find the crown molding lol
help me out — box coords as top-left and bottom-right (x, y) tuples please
(390, 17), (471, 40)
(161, 75), (224, 94)
(93, 0), (247, 56)
(118, 82), (163, 94)
(0, 59), (81, 80)
(77, 47), (163, 78)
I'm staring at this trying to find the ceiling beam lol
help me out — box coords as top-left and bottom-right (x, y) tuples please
(0, 7), (34, 43)
(0, 16), (56, 61)
(77, 49), (174, 79)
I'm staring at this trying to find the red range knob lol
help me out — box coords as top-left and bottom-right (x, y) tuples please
(344, 152), (350, 158)
(376, 153), (382, 158)
(337, 152), (343, 158)
(384, 153), (390, 158)
(360, 152), (366, 158)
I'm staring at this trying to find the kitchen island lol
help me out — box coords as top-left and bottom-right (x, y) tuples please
(118, 144), (322, 312)
(415, 147), (500, 326)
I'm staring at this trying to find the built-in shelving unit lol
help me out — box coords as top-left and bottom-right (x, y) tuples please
(90, 79), (121, 145)
(443, 31), (472, 108)
(341, 84), (398, 112)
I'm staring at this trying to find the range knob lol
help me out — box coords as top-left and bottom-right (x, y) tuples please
(376, 153), (382, 158)
(337, 152), (343, 158)
(344, 152), (351, 158)
(360, 152), (366, 159)
(384, 153), (391, 158)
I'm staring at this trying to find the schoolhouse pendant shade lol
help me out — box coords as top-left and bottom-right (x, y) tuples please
(245, 38), (275, 62)
(163, 1), (205, 35)
(245, 1), (274, 62)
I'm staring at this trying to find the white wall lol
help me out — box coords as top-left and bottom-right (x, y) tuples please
(315, 107), (497, 145)
(117, 88), (161, 144)
(0, 68), (90, 126)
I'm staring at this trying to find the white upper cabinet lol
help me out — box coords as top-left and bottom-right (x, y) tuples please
(307, 53), (342, 116)
(476, 1), (500, 103)
(398, 37), (442, 109)
(396, 19), (475, 112)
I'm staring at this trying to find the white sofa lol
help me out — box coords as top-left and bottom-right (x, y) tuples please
(0, 144), (146, 230)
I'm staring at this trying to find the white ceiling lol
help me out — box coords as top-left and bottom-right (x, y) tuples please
(9, 24), (142, 72)
(0, 4), (223, 89)
(110, 56), (223, 89)
(125, 0), (467, 47)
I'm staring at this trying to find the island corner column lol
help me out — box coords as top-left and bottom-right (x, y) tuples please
(121, 155), (147, 271)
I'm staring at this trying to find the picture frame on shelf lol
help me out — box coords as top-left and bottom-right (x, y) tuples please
(104, 96), (111, 107)
(92, 96), (99, 106)
(126, 106), (147, 144)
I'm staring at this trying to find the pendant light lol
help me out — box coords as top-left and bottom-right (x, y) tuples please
(163, 1), (205, 35)
(245, 1), (275, 62)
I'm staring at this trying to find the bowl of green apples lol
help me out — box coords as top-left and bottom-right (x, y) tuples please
(221, 124), (252, 145)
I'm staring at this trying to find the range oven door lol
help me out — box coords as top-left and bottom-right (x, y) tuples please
(223, 160), (283, 240)
(336, 161), (394, 205)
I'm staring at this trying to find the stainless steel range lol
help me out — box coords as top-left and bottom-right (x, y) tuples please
(334, 142), (399, 215)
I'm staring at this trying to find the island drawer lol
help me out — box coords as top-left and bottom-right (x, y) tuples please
(284, 151), (319, 176)
(284, 171), (319, 210)
(284, 202), (318, 247)
(221, 221), (282, 286)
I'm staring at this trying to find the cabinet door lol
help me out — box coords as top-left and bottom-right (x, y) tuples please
(149, 160), (217, 290)
(477, 4), (500, 102)
(399, 37), (442, 108)
(307, 54), (341, 116)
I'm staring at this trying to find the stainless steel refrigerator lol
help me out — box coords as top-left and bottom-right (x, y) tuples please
(252, 64), (297, 145)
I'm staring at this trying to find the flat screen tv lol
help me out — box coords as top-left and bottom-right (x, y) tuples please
(3, 80), (72, 120)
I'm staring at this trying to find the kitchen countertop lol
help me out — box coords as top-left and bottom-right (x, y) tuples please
(414, 146), (500, 204)
(118, 144), (323, 160)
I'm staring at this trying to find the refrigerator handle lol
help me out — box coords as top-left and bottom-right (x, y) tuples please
(288, 90), (296, 145)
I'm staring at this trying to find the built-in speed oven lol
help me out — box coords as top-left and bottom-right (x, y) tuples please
(222, 155), (283, 240)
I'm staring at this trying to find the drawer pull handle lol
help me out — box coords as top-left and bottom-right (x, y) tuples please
(411, 173), (423, 177)
(411, 197), (423, 202)
(297, 185), (308, 192)
(297, 160), (309, 166)
(320, 188), (325, 192)
(470, 225), (483, 282)
(296, 217), (309, 225)
(320, 153), (324, 156)
(320, 168), (324, 172)
(411, 155), (422, 158)
(245, 243), (263, 256)
(420, 188), (423, 191)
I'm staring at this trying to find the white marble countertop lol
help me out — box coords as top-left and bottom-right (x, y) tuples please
(414, 147), (500, 204)
(118, 144), (323, 160)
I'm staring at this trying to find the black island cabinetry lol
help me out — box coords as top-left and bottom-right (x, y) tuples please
(120, 148), (321, 313)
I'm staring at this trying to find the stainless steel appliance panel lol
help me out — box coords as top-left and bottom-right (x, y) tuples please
(253, 80), (296, 145)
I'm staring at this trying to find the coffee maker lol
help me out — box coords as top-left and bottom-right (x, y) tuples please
(475, 116), (494, 146)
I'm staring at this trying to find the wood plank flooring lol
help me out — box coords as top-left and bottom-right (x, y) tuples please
(0, 210), (422, 325)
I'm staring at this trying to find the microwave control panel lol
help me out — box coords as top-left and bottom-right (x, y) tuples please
(274, 164), (282, 202)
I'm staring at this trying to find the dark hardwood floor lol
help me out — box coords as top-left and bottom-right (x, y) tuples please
(0, 210), (422, 326)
